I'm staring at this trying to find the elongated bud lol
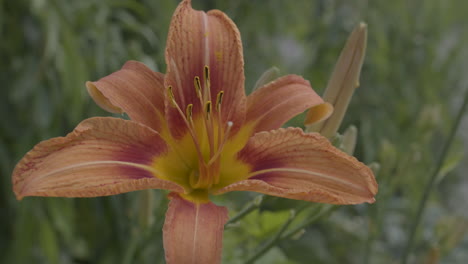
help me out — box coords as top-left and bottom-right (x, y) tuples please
(305, 22), (367, 138)
(341, 125), (358, 155)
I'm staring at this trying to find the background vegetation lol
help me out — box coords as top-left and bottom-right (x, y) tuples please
(1, 0), (468, 263)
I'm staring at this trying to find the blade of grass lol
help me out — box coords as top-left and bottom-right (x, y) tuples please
(280, 204), (336, 240)
(401, 87), (468, 263)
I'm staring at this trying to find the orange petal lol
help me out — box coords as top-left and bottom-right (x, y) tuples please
(86, 61), (167, 132)
(246, 75), (324, 134)
(216, 128), (377, 204)
(12, 117), (183, 200)
(164, 0), (246, 138)
(163, 193), (228, 264)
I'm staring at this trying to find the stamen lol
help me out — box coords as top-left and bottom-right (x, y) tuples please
(166, 86), (205, 167)
(204, 100), (215, 157)
(204, 66), (210, 88)
(205, 101), (212, 120)
(195, 70), (216, 162)
(215, 91), (224, 111)
(203, 65), (212, 102)
(186, 104), (193, 120)
(216, 91), (224, 148)
(207, 121), (233, 166)
(194, 76), (202, 98)
(167, 86), (177, 107)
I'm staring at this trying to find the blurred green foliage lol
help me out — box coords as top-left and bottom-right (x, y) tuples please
(1, 0), (468, 263)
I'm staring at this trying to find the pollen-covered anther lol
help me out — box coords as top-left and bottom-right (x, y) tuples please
(167, 86), (177, 107)
(204, 65), (211, 87)
(216, 91), (224, 111)
(186, 104), (193, 120)
(194, 76), (202, 98)
(205, 101), (212, 120)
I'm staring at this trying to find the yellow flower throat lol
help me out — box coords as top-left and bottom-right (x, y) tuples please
(155, 66), (251, 203)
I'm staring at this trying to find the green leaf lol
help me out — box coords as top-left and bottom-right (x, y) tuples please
(39, 215), (59, 264)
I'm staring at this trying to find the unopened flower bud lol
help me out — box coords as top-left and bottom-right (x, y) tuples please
(305, 23), (367, 138)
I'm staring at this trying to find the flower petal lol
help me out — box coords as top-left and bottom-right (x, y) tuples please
(246, 75), (324, 134)
(12, 117), (183, 200)
(163, 193), (228, 264)
(86, 61), (167, 132)
(165, 0), (246, 138)
(216, 128), (377, 204)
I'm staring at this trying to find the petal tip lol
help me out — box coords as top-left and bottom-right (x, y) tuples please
(14, 190), (25, 201)
(85, 81), (124, 114)
(304, 102), (334, 127)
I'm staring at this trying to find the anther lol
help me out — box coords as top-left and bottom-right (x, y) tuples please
(167, 86), (204, 168)
(205, 101), (212, 119)
(203, 66), (211, 100)
(216, 91), (224, 111)
(186, 104), (193, 119)
(207, 121), (234, 166)
(167, 86), (177, 107)
(204, 66), (210, 83)
(194, 76), (202, 98)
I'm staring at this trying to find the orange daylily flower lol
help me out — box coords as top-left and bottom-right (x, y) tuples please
(12, 1), (377, 263)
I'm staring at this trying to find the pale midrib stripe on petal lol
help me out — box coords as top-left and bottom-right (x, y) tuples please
(202, 12), (210, 69)
(31, 160), (166, 184)
(247, 167), (368, 193)
(192, 204), (200, 264)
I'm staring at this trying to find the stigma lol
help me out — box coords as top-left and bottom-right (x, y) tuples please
(167, 65), (233, 191)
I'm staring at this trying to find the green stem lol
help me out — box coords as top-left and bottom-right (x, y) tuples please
(225, 195), (264, 227)
(245, 204), (336, 263)
(401, 87), (468, 263)
(245, 209), (297, 264)
(281, 204), (336, 240)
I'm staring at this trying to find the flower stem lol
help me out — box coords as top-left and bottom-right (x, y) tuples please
(245, 209), (297, 264)
(245, 204), (336, 263)
(401, 87), (468, 263)
(280, 204), (336, 240)
(225, 195), (264, 227)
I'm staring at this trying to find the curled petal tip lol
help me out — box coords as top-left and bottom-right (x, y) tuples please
(366, 197), (376, 204)
(304, 102), (334, 129)
(86, 81), (123, 114)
